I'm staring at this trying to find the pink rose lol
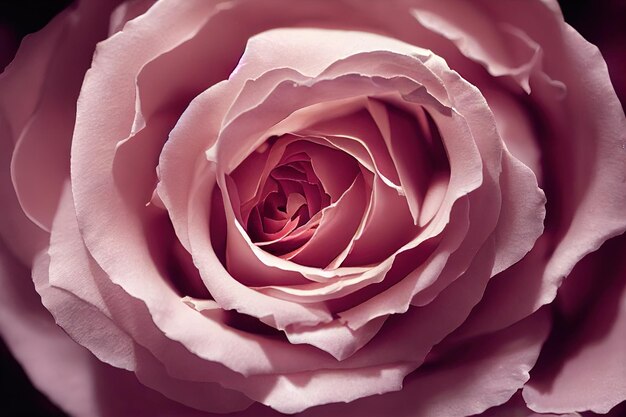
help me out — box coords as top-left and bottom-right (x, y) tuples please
(1, 1), (624, 416)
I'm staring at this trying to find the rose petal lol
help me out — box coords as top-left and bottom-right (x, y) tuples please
(0, 114), (47, 265)
(10, 0), (120, 231)
(448, 0), (626, 341)
(523, 236), (626, 415)
(411, 1), (546, 93)
(295, 308), (551, 417)
(0, 239), (231, 417)
(303, 106), (403, 190)
(482, 87), (543, 181)
(0, 1), (117, 264)
(283, 316), (387, 361)
(108, 0), (157, 36)
(289, 174), (367, 267)
(366, 98), (436, 224)
(480, 392), (581, 417)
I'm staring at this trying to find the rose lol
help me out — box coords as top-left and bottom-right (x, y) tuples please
(1, 0), (620, 413)
(1, 1), (624, 416)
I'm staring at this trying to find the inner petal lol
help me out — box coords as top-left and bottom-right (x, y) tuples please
(231, 135), (366, 263)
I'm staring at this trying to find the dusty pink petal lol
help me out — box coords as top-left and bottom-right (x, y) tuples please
(250, 207), (299, 244)
(158, 81), (242, 251)
(337, 198), (471, 329)
(0, 239), (246, 417)
(2, 231), (413, 415)
(231, 136), (329, 226)
(283, 316), (387, 361)
(420, 151), (543, 340)
(122, 0), (269, 250)
(35, 262), (253, 414)
(22, 182), (543, 415)
(252, 259), (396, 304)
(108, 0), (157, 35)
(0, 1), (114, 264)
(112, 0), (242, 215)
(479, 393), (581, 417)
(447, 0), (626, 341)
(329, 235), (500, 371)
(408, 180), (500, 309)
(294, 108), (429, 267)
(10, 0), (120, 232)
(156, 3), (348, 251)
(341, 170), (418, 267)
(288, 140), (359, 203)
(289, 174), (367, 267)
(523, 236), (626, 415)
(216, 275), (554, 414)
(451, 236), (551, 341)
(113, 111), (182, 216)
(189, 191), (508, 389)
(411, 0), (555, 94)
(229, 147), (275, 219)
(482, 87), (543, 181)
(294, 308), (550, 417)
(0, 115), (47, 265)
(480, 0), (626, 242)
(490, 151), (546, 274)
(303, 106), (402, 189)
(45, 188), (327, 377)
(216, 83), (472, 316)
(339, 75), (543, 334)
(214, 42), (458, 240)
(128, 2), (250, 135)
(0, 5), (67, 142)
(366, 99), (435, 224)
(213, 29), (435, 171)
(221, 28), (431, 125)
(333, 238), (498, 370)
(266, 230), (494, 382)
(307, 99), (447, 265)
(243, 362), (416, 415)
(71, 0), (221, 260)
(409, 162), (510, 310)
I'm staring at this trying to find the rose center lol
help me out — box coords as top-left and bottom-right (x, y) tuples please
(229, 134), (358, 260)
(248, 157), (332, 255)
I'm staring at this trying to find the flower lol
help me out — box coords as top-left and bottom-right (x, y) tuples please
(0, 0), (624, 416)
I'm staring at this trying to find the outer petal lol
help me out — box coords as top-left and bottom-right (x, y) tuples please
(479, 393), (581, 417)
(0, 238), (244, 417)
(523, 235), (626, 414)
(9, 0), (121, 233)
(294, 309), (551, 417)
(33, 184), (254, 414)
(448, 0), (626, 340)
(0, 5), (71, 264)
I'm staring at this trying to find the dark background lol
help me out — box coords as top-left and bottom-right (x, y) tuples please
(0, 1), (625, 416)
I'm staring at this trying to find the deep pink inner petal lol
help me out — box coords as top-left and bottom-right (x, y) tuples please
(229, 134), (369, 265)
